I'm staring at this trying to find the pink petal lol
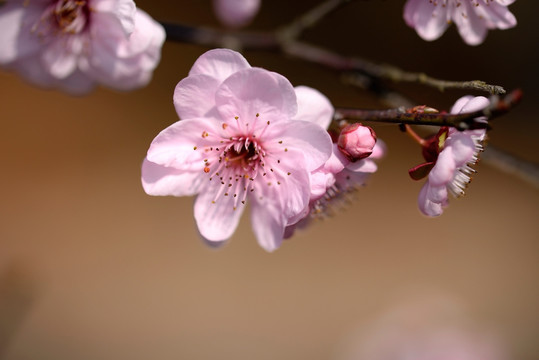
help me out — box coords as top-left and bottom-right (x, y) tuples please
(0, 3), (43, 64)
(309, 171), (334, 201)
(346, 158), (378, 173)
(194, 181), (246, 242)
(335, 168), (370, 190)
(460, 96), (490, 113)
(426, 183), (448, 204)
(41, 37), (79, 79)
(452, 2), (489, 46)
(271, 148), (312, 223)
(404, 0), (450, 41)
(496, 0), (516, 5)
(250, 195), (286, 252)
(324, 145), (347, 174)
(445, 132), (476, 167)
(293, 86), (334, 130)
(264, 120), (332, 172)
(213, 0), (261, 28)
(188, 48), (251, 82)
(418, 183), (444, 217)
(91, 0), (136, 35)
(146, 118), (223, 169)
(173, 74), (221, 119)
(141, 159), (205, 196)
(215, 67), (298, 124)
(84, 9), (165, 90)
(475, 2), (517, 29)
(450, 95), (475, 114)
(370, 139), (387, 160)
(428, 147), (456, 186)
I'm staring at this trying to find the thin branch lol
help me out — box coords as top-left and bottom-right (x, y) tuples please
(161, 22), (279, 50)
(161, 21), (506, 96)
(481, 147), (539, 189)
(283, 41), (506, 95)
(278, 0), (353, 41)
(333, 89), (522, 130)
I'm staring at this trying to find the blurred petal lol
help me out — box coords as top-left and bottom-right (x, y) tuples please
(293, 86), (334, 130)
(189, 48), (251, 81)
(194, 182), (246, 242)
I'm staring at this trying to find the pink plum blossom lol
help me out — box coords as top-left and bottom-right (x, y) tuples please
(141, 49), (333, 252)
(411, 96), (488, 217)
(404, 0), (517, 45)
(213, 0), (261, 28)
(0, 0), (166, 94)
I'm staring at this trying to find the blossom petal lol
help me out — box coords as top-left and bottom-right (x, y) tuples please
(293, 86), (334, 130)
(91, 0), (136, 35)
(264, 120), (332, 171)
(84, 10), (165, 90)
(418, 183), (444, 217)
(215, 67), (298, 124)
(475, 2), (517, 29)
(452, 2), (489, 46)
(41, 38), (79, 79)
(194, 181), (246, 242)
(250, 195), (286, 252)
(189, 48), (251, 81)
(174, 74), (221, 119)
(146, 118), (224, 169)
(404, 0), (450, 41)
(141, 159), (205, 196)
(460, 96), (490, 113)
(450, 95), (475, 114)
(426, 183), (448, 204)
(346, 158), (378, 173)
(428, 147), (456, 186)
(445, 132), (476, 167)
(0, 3), (42, 64)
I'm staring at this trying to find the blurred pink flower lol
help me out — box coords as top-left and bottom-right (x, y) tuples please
(141, 49), (333, 251)
(337, 295), (509, 360)
(411, 96), (488, 216)
(0, 0), (165, 94)
(404, 0), (517, 45)
(213, 0), (261, 28)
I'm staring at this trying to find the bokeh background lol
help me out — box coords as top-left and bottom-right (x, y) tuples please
(0, 1), (537, 359)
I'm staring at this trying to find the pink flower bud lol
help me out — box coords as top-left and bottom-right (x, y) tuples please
(337, 123), (377, 162)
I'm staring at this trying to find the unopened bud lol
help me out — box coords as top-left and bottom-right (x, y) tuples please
(337, 123), (377, 162)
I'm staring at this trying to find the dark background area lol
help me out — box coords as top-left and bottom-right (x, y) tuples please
(0, 1), (537, 359)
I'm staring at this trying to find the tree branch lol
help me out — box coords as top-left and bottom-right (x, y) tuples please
(333, 89), (522, 130)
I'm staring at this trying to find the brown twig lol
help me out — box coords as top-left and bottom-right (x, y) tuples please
(333, 89), (522, 130)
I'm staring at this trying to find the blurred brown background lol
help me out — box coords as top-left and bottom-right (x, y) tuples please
(0, 1), (537, 359)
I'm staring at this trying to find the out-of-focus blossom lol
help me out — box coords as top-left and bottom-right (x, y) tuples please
(141, 49), (333, 252)
(410, 96), (488, 217)
(213, 0), (261, 28)
(336, 295), (509, 360)
(338, 123), (377, 162)
(404, 0), (517, 45)
(0, 0), (165, 94)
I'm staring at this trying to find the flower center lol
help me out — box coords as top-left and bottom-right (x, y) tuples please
(54, 0), (89, 34)
(194, 114), (290, 210)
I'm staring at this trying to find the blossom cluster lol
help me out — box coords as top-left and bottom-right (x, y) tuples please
(141, 49), (384, 251)
(0, 1), (517, 251)
(0, 0), (165, 94)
